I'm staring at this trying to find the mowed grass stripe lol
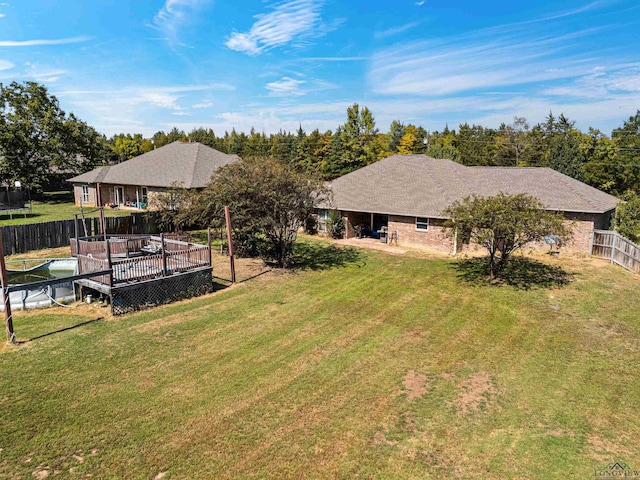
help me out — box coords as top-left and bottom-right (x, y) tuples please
(1, 242), (639, 479)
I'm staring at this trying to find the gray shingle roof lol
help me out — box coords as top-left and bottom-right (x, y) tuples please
(325, 155), (619, 217)
(67, 141), (239, 188)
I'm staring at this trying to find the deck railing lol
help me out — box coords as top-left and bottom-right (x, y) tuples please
(77, 255), (111, 286)
(112, 254), (163, 283)
(72, 233), (211, 286)
(165, 245), (211, 273)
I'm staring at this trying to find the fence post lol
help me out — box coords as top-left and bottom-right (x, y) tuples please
(161, 233), (167, 276)
(0, 232), (15, 344)
(224, 206), (236, 284)
(610, 232), (617, 264)
(74, 214), (81, 257)
(207, 227), (212, 267)
(588, 231), (594, 257)
(105, 237), (113, 286)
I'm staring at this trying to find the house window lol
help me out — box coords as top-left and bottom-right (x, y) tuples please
(81, 185), (89, 204)
(141, 187), (148, 203)
(416, 217), (429, 231)
(317, 209), (330, 232)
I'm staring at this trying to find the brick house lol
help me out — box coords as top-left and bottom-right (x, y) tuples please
(67, 141), (239, 209)
(321, 155), (619, 254)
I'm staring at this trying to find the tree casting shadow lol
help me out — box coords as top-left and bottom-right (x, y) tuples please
(454, 256), (574, 290)
(292, 242), (362, 271)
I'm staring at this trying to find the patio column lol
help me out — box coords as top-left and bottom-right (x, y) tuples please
(136, 189), (140, 210)
(370, 213), (374, 231)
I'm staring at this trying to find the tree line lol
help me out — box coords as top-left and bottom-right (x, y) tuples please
(107, 107), (640, 200)
(3, 81), (640, 201)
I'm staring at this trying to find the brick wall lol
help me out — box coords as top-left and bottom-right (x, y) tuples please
(344, 212), (372, 239)
(388, 215), (454, 253)
(384, 212), (608, 255)
(562, 212), (600, 253)
(73, 184), (97, 207)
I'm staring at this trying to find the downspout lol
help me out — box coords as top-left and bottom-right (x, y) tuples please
(452, 227), (458, 256)
(96, 182), (105, 235)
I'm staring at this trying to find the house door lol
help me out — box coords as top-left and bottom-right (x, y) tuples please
(115, 186), (124, 205)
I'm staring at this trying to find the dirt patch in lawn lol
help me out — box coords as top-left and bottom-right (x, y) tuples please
(586, 434), (629, 462)
(454, 371), (497, 416)
(372, 430), (398, 446)
(402, 370), (429, 400)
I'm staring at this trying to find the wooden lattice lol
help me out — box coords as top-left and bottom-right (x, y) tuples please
(110, 267), (213, 315)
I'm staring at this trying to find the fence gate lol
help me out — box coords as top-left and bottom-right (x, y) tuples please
(590, 230), (640, 274)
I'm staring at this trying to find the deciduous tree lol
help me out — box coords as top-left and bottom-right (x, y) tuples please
(185, 158), (327, 267)
(444, 193), (571, 280)
(0, 81), (103, 188)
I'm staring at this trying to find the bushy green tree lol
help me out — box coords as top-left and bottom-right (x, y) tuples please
(326, 209), (345, 239)
(338, 103), (379, 174)
(0, 81), (103, 188)
(184, 158), (327, 267)
(614, 195), (640, 243)
(611, 111), (640, 194)
(443, 193), (571, 280)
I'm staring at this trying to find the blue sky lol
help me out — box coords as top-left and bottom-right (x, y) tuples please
(1, 0), (639, 136)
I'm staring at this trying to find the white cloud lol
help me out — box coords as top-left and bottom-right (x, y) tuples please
(265, 76), (306, 96)
(374, 21), (422, 39)
(151, 0), (209, 46)
(0, 36), (91, 47)
(0, 59), (13, 70)
(193, 101), (214, 109)
(59, 84), (236, 133)
(369, 25), (613, 97)
(226, 0), (324, 55)
(0, 13), (5, 18)
(302, 56), (366, 62)
(541, 67), (640, 98)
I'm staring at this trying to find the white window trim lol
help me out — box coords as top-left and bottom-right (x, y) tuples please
(81, 185), (89, 204)
(415, 217), (429, 231)
(115, 186), (125, 205)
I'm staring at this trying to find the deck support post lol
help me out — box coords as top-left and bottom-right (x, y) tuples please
(161, 233), (168, 276)
(0, 232), (15, 344)
(207, 227), (212, 267)
(224, 206), (236, 283)
(74, 214), (81, 256)
(105, 237), (113, 287)
(97, 183), (105, 235)
(100, 207), (106, 238)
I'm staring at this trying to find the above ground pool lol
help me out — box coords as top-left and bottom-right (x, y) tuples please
(2, 258), (78, 310)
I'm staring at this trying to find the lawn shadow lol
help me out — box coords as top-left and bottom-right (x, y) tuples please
(0, 212), (42, 222)
(454, 256), (574, 290)
(20, 317), (105, 343)
(42, 191), (75, 204)
(292, 242), (362, 271)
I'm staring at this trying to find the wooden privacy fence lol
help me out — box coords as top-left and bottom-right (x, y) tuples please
(591, 230), (640, 274)
(1, 213), (158, 255)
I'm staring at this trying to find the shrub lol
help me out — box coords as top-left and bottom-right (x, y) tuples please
(326, 210), (345, 239)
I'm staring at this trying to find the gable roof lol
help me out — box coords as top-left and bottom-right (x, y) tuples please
(326, 155), (619, 217)
(67, 141), (240, 188)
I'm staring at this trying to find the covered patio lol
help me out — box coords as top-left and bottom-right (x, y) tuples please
(343, 211), (395, 242)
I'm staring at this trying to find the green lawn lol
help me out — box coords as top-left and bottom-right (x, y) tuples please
(1, 241), (639, 479)
(0, 191), (129, 227)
